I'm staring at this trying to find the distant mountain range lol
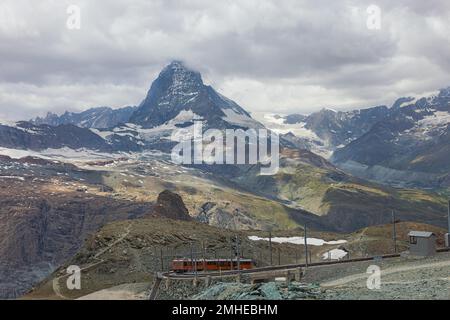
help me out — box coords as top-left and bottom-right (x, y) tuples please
(261, 88), (450, 188)
(259, 106), (388, 158)
(331, 88), (450, 188)
(31, 106), (137, 129)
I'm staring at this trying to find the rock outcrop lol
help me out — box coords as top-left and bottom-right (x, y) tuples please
(151, 190), (191, 221)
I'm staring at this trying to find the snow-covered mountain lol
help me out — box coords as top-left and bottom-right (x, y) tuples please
(331, 88), (450, 187)
(31, 106), (137, 129)
(130, 61), (263, 130)
(258, 105), (388, 158)
(0, 61), (265, 153)
(90, 61), (265, 152)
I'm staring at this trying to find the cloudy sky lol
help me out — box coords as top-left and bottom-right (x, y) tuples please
(1, 0), (450, 121)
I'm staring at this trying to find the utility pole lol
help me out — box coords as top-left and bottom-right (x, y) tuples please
(203, 241), (208, 272)
(392, 210), (397, 253)
(160, 248), (164, 271)
(446, 200), (450, 247)
(447, 200), (450, 234)
(229, 237), (234, 271)
(269, 230), (273, 266)
(193, 244), (197, 277)
(236, 235), (241, 272)
(190, 243), (194, 273)
(278, 248), (281, 265)
(304, 224), (309, 268)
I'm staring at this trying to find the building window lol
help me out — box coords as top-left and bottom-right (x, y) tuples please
(410, 236), (417, 244)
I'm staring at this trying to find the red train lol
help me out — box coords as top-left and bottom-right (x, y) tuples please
(171, 258), (254, 273)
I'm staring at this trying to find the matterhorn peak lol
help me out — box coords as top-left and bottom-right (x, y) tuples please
(128, 61), (262, 130)
(158, 60), (204, 88)
(163, 60), (191, 72)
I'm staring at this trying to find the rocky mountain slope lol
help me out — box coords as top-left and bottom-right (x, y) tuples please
(0, 121), (113, 151)
(260, 105), (389, 158)
(224, 148), (448, 232)
(0, 153), (192, 299)
(25, 217), (447, 300)
(19, 217), (342, 300)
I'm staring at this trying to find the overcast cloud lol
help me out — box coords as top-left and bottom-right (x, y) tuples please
(0, 0), (450, 120)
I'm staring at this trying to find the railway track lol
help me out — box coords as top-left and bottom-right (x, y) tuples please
(161, 247), (450, 279)
(148, 247), (450, 299)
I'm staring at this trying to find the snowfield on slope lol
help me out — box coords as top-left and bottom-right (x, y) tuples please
(248, 235), (347, 246)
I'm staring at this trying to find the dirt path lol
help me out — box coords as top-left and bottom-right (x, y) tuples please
(76, 283), (149, 300)
(52, 222), (134, 299)
(321, 259), (450, 288)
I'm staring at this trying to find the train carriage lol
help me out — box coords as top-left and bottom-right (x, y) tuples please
(171, 258), (254, 273)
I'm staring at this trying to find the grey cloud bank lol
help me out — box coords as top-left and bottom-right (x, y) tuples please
(0, 0), (450, 120)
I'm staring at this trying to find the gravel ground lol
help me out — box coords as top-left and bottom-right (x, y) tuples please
(193, 282), (323, 300)
(315, 252), (450, 300)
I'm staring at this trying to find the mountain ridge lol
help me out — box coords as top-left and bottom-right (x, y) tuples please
(31, 106), (137, 129)
(331, 87), (450, 188)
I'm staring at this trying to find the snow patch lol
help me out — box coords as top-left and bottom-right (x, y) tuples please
(91, 110), (204, 143)
(322, 249), (348, 260)
(248, 236), (347, 246)
(0, 176), (25, 181)
(418, 111), (450, 127)
(222, 108), (260, 128)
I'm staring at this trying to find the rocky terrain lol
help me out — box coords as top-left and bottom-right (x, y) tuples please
(317, 252), (450, 300)
(0, 153), (194, 298)
(193, 282), (323, 300)
(24, 213), (447, 300)
(23, 216), (348, 300)
(228, 148), (448, 232)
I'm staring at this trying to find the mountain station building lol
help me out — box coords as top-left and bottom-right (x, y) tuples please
(408, 231), (436, 257)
